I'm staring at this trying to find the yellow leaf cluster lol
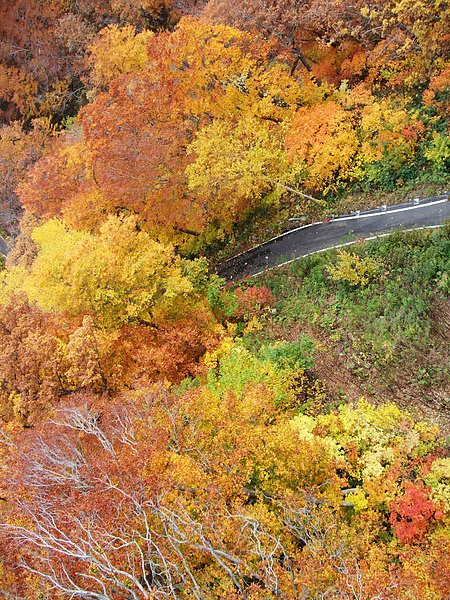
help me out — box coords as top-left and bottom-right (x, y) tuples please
(326, 250), (381, 287)
(292, 399), (440, 500)
(186, 117), (287, 224)
(87, 24), (153, 93)
(3, 215), (196, 330)
(203, 335), (235, 370)
(425, 458), (450, 508)
(344, 488), (369, 512)
(360, 99), (412, 161)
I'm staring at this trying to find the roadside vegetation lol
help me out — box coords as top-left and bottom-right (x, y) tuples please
(227, 224), (450, 419)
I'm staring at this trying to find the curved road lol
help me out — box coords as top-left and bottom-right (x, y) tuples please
(217, 194), (450, 281)
(1, 194), (449, 276)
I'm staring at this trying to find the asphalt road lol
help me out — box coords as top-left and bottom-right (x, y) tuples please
(217, 194), (450, 281)
(2, 194), (449, 276)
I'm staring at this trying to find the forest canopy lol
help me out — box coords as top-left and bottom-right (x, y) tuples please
(0, 0), (450, 597)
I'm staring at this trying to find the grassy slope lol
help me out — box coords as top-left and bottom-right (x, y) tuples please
(239, 223), (450, 435)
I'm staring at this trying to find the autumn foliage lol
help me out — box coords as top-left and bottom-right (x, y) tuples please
(1, 1), (450, 598)
(389, 481), (442, 544)
(4, 5), (448, 243)
(1, 353), (450, 598)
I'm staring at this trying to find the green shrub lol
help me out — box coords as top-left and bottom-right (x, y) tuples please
(263, 336), (314, 371)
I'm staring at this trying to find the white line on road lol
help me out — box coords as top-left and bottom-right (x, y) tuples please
(222, 197), (449, 264)
(332, 199), (448, 223)
(250, 224), (444, 278)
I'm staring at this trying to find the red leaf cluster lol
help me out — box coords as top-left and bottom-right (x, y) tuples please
(389, 481), (440, 544)
(225, 285), (276, 320)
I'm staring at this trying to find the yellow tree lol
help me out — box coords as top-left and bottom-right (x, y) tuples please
(186, 117), (289, 227)
(85, 24), (154, 96)
(1, 214), (222, 393)
(285, 99), (360, 194)
(16, 215), (197, 329)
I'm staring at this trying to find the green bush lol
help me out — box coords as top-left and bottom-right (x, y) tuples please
(263, 336), (314, 371)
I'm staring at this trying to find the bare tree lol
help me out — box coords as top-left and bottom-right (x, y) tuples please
(1, 397), (396, 599)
